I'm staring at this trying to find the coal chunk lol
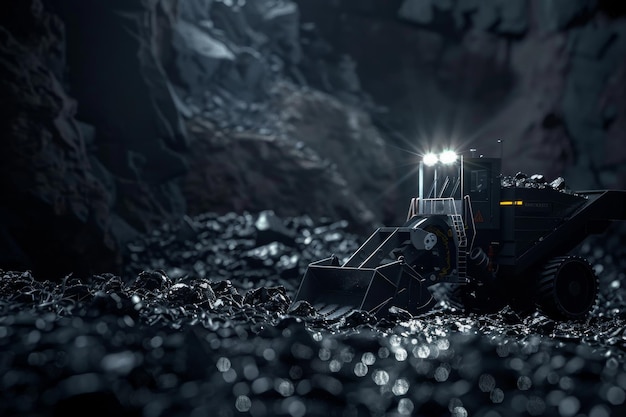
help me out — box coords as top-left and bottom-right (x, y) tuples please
(288, 300), (316, 317)
(550, 176), (566, 190)
(133, 270), (172, 292)
(243, 286), (290, 313)
(254, 210), (296, 246)
(501, 172), (572, 194)
(167, 283), (204, 305)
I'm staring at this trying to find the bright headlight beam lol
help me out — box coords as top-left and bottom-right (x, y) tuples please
(439, 150), (458, 165)
(423, 153), (439, 166)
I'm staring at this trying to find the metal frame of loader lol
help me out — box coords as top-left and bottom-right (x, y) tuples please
(293, 155), (626, 321)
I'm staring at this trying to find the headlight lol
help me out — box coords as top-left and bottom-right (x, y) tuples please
(439, 150), (458, 165)
(423, 153), (439, 166)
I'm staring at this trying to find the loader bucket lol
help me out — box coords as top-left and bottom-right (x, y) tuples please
(292, 256), (437, 318)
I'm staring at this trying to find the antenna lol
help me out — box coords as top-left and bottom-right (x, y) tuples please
(497, 139), (503, 160)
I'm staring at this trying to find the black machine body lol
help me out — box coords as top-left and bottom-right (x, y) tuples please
(293, 154), (626, 321)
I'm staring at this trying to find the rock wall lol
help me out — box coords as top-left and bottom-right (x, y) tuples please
(294, 0), (626, 190)
(0, 0), (397, 277)
(0, 0), (625, 277)
(0, 3), (118, 277)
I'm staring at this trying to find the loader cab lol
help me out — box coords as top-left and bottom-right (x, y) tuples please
(413, 154), (500, 228)
(462, 157), (501, 231)
(410, 154), (501, 252)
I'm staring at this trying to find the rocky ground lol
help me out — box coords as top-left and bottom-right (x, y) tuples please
(1, 211), (626, 417)
(2, 2), (626, 415)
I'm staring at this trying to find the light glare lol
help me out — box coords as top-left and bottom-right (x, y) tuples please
(423, 153), (438, 166)
(439, 150), (458, 164)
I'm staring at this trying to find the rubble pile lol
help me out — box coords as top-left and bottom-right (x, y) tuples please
(501, 172), (570, 192)
(1, 211), (626, 416)
(124, 210), (360, 294)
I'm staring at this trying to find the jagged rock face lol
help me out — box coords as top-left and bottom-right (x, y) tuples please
(45, 0), (190, 233)
(183, 82), (396, 232)
(0, 3), (118, 277)
(295, 0), (626, 189)
(153, 0), (397, 230)
(0, 0), (398, 276)
(0, 0), (192, 277)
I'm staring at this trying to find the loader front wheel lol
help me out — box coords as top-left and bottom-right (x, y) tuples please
(536, 256), (598, 321)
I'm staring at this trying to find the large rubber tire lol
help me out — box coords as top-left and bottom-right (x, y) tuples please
(536, 256), (598, 321)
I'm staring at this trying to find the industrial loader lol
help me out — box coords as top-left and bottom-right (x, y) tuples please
(293, 153), (626, 321)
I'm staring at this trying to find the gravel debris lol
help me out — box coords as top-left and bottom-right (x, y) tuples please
(1, 211), (625, 416)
